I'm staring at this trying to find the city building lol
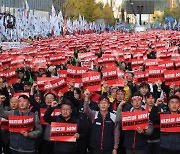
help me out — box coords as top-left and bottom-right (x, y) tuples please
(0, 0), (55, 18)
(168, 0), (178, 9)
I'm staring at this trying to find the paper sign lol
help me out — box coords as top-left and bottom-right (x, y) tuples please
(8, 115), (34, 133)
(160, 114), (180, 132)
(50, 122), (77, 142)
(122, 111), (149, 130)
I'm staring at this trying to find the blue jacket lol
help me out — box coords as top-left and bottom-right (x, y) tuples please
(124, 130), (148, 150)
(90, 112), (116, 151)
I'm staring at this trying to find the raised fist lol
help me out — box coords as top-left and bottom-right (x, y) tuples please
(51, 101), (58, 108)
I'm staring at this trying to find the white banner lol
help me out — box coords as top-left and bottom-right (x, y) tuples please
(0, 42), (21, 50)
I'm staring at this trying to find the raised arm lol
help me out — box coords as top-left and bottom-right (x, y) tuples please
(44, 101), (58, 124)
(0, 95), (14, 119)
(115, 100), (126, 122)
(84, 101), (96, 123)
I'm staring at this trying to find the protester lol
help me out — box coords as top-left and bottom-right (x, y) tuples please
(77, 88), (99, 154)
(84, 92), (120, 154)
(145, 92), (160, 154)
(0, 95), (42, 154)
(38, 92), (58, 154)
(1, 97), (19, 154)
(116, 92), (153, 154)
(0, 30), (179, 154)
(150, 95), (180, 154)
(44, 100), (83, 154)
(111, 88), (131, 113)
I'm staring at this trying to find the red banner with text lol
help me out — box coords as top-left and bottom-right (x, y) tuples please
(50, 122), (77, 142)
(160, 114), (180, 132)
(164, 70), (180, 86)
(44, 78), (68, 93)
(82, 71), (101, 92)
(102, 67), (118, 86)
(8, 115), (34, 133)
(122, 111), (149, 130)
(67, 65), (87, 83)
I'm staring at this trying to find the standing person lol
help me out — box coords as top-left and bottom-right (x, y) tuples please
(77, 88), (98, 154)
(44, 100), (83, 154)
(116, 93), (153, 154)
(150, 95), (180, 154)
(145, 92), (160, 154)
(0, 95), (42, 154)
(126, 72), (138, 94)
(13, 69), (30, 92)
(110, 88), (131, 154)
(1, 97), (19, 154)
(64, 80), (75, 101)
(138, 82), (150, 108)
(84, 91), (120, 154)
(111, 88), (131, 113)
(38, 92), (58, 154)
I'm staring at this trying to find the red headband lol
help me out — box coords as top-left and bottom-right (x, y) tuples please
(99, 98), (109, 103)
(131, 96), (142, 101)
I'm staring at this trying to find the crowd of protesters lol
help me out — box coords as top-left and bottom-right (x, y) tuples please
(0, 30), (180, 154)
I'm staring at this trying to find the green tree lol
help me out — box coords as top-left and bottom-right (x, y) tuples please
(102, 3), (115, 25)
(152, 11), (164, 23)
(94, 2), (104, 20)
(79, 0), (97, 21)
(54, 0), (115, 23)
(163, 7), (180, 20)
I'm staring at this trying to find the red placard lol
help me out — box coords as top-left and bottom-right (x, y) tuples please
(8, 115), (34, 133)
(49, 54), (66, 65)
(102, 67), (118, 86)
(122, 111), (149, 130)
(50, 122), (77, 142)
(174, 60), (180, 70)
(44, 78), (68, 93)
(32, 58), (47, 66)
(160, 114), (180, 132)
(1, 118), (9, 130)
(131, 59), (144, 67)
(81, 60), (93, 68)
(117, 70), (125, 79)
(67, 65), (87, 83)
(158, 61), (174, 70)
(37, 77), (54, 90)
(40, 108), (61, 125)
(58, 70), (67, 79)
(3, 69), (17, 84)
(82, 72), (101, 92)
(148, 66), (165, 82)
(98, 55), (115, 66)
(145, 59), (158, 68)
(10, 57), (25, 66)
(78, 52), (94, 60)
(13, 92), (30, 99)
(164, 70), (180, 86)
(134, 71), (149, 84)
(0, 71), (4, 80)
(0, 56), (11, 67)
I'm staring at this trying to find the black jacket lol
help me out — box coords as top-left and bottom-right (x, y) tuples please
(44, 107), (85, 152)
(150, 108), (180, 151)
(90, 112), (116, 151)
